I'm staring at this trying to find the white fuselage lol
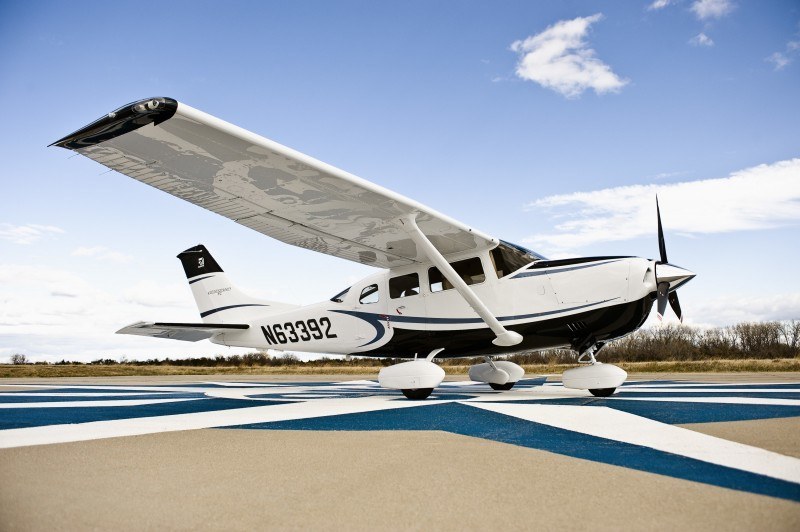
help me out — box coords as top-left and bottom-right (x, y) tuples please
(205, 252), (659, 358)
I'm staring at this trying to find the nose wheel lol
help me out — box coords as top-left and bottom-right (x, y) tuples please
(489, 382), (516, 391)
(589, 387), (616, 397)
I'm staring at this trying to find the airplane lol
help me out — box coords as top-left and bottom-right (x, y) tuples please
(52, 97), (695, 400)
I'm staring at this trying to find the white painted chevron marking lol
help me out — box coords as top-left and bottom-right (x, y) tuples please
(0, 392), (172, 397)
(467, 402), (800, 485)
(0, 398), (200, 409)
(608, 396), (800, 406)
(0, 397), (444, 449)
(617, 388), (800, 394)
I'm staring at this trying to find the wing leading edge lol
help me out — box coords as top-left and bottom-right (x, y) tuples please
(53, 97), (499, 268)
(116, 322), (249, 342)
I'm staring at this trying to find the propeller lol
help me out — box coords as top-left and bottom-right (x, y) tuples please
(655, 197), (694, 322)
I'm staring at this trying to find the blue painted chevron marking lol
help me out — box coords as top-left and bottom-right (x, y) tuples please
(234, 402), (799, 502)
(1, 379), (798, 501)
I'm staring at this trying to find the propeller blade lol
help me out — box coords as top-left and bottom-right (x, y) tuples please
(656, 196), (668, 264)
(656, 282), (669, 321)
(668, 291), (683, 323)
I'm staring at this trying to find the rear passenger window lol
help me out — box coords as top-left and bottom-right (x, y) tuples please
(429, 257), (485, 293)
(389, 273), (420, 299)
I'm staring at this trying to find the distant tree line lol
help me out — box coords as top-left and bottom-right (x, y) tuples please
(7, 320), (800, 366)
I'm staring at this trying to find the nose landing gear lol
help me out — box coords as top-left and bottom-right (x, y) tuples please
(563, 343), (627, 397)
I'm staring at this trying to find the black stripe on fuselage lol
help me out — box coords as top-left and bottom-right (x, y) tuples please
(511, 258), (625, 279)
(200, 303), (270, 318)
(349, 295), (654, 359)
(330, 299), (618, 348)
(527, 256), (632, 269)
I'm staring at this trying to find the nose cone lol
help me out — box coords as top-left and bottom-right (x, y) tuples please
(656, 263), (696, 291)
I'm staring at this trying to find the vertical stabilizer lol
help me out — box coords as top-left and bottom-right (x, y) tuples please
(177, 245), (297, 323)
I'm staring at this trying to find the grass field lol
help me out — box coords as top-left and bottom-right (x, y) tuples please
(2, 358), (799, 378)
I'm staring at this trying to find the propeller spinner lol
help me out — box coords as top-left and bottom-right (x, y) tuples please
(655, 198), (695, 321)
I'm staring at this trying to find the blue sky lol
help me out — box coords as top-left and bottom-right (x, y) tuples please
(1, 0), (798, 361)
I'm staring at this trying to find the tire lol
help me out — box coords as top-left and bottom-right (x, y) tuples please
(489, 382), (516, 391)
(401, 388), (434, 400)
(589, 387), (616, 397)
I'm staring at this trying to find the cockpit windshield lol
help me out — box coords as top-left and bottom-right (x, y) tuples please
(500, 240), (546, 261)
(330, 287), (350, 303)
(490, 240), (547, 278)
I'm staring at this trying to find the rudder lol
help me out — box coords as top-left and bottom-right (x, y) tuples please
(177, 245), (297, 323)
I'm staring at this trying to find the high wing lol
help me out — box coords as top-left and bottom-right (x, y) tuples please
(116, 322), (249, 342)
(52, 97), (498, 268)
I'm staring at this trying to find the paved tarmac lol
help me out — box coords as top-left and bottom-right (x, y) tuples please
(1, 374), (799, 531)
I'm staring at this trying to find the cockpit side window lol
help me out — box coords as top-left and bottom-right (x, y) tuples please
(490, 241), (544, 278)
(389, 273), (420, 299)
(429, 257), (485, 293)
(359, 284), (380, 304)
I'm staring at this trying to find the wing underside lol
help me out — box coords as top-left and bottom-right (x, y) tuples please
(53, 97), (498, 268)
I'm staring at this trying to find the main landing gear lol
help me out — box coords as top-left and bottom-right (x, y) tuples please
(468, 357), (525, 391)
(378, 351), (526, 399)
(378, 349), (446, 400)
(562, 343), (627, 397)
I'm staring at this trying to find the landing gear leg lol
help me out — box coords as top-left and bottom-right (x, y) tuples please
(577, 347), (598, 365)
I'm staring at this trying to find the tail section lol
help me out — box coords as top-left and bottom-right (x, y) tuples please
(177, 245), (298, 323)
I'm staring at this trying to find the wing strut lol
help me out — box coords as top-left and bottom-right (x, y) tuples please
(400, 215), (522, 347)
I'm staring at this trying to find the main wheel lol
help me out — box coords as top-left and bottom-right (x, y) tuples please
(589, 387), (616, 397)
(489, 382), (516, 391)
(401, 388), (434, 400)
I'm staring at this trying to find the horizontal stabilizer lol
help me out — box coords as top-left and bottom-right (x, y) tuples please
(116, 321), (249, 342)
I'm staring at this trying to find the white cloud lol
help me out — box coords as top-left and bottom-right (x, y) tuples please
(523, 158), (800, 255)
(510, 13), (628, 99)
(691, 0), (734, 20)
(767, 52), (790, 70)
(648, 170), (689, 180)
(123, 280), (192, 308)
(689, 33), (714, 46)
(647, 0), (673, 10)
(766, 40), (800, 71)
(0, 223), (64, 245)
(685, 292), (800, 326)
(0, 262), (248, 362)
(72, 246), (132, 263)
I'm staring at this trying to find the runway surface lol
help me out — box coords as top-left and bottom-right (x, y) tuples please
(1, 375), (799, 530)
